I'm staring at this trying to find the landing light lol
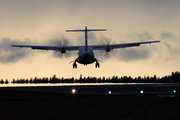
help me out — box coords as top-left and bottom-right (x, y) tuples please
(108, 91), (111, 94)
(140, 90), (144, 94)
(72, 89), (76, 94)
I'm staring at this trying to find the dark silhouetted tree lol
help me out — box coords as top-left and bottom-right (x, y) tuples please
(5, 79), (9, 84)
(0, 79), (4, 84)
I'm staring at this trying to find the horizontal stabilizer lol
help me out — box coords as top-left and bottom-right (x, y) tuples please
(66, 29), (106, 32)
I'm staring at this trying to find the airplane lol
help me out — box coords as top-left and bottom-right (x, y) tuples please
(11, 26), (160, 69)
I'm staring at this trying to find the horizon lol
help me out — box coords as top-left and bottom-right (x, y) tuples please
(0, 71), (179, 83)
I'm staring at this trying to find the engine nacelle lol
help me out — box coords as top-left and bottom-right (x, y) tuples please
(106, 49), (110, 52)
(61, 50), (66, 53)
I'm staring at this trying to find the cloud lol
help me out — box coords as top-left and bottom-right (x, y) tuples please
(161, 31), (176, 41)
(84, 31), (156, 62)
(0, 33), (81, 64)
(116, 31), (155, 62)
(1, 31), (179, 64)
(0, 38), (34, 63)
(116, 31), (180, 62)
(125, 31), (154, 42)
(45, 33), (79, 59)
(118, 47), (151, 62)
(160, 31), (180, 60)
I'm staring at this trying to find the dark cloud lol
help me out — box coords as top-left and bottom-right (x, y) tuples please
(46, 33), (72, 46)
(117, 31), (155, 62)
(1, 31), (178, 64)
(45, 33), (78, 58)
(0, 33), (81, 64)
(0, 35), (78, 64)
(161, 31), (179, 51)
(161, 31), (176, 40)
(160, 31), (180, 60)
(118, 31), (179, 62)
(126, 31), (153, 42)
(118, 47), (151, 62)
(0, 38), (33, 63)
(87, 31), (156, 62)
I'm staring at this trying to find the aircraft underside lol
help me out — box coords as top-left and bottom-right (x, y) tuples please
(72, 53), (100, 69)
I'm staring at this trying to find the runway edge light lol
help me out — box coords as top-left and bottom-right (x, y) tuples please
(140, 90), (144, 94)
(173, 90), (176, 93)
(72, 88), (76, 94)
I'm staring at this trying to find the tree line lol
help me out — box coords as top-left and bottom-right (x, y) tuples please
(3, 71), (179, 84)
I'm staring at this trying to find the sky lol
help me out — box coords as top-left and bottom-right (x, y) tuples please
(0, 0), (180, 81)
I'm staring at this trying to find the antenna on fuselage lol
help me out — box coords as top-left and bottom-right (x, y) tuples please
(66, 26), (106, 52)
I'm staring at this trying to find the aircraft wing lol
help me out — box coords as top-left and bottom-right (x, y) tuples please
(90, 41), (160, 50)
(11, 45), (79, 51)
(11, 41), (160, 51)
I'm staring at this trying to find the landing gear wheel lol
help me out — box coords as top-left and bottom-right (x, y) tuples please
(73, 63), (77, 69)
(95, 62), (100, 68)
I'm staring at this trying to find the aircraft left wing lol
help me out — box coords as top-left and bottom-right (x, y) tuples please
(90, 40), (160, 50)
(11, 45), (79, 51)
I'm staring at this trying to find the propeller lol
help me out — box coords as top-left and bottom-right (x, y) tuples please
(53, 38), (72, 59)
(98, 37), (118, 59)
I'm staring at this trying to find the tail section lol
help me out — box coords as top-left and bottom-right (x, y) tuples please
(66, 26), (106, 52)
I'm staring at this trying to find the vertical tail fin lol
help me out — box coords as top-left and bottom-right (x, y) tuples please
(66, 26), (106, 52)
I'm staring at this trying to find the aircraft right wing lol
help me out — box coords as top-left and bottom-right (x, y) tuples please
(90, 40), (160, 50)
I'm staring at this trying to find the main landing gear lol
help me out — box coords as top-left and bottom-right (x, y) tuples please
(73, 62), (77, 69)
(95, 62), (100, 68)
(72, 61), (100, 69)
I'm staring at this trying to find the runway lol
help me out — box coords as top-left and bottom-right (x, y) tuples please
(0, 83), (180, 120)
(2, 83), (180, 93)
(1, 83), (179, 101)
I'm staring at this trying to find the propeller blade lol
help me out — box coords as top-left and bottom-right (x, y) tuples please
(62, 39), (70, 46)
(97, 37), (117, 59)
(53, 38), (72, 59)
(103, 52), (111, 59)
(64, 52), (71, 58)
(54, 40), (62, 46)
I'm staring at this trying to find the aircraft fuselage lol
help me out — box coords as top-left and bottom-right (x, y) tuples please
(72, 46), (99, 68)
(76, 53), (96, 65)
(75, 46), (97, 65)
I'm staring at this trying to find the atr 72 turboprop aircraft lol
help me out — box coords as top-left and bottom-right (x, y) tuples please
(11, 26), (160, 69)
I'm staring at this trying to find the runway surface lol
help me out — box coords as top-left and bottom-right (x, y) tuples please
(0, 83), (180, 120)
(1, 83), (179, 101)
